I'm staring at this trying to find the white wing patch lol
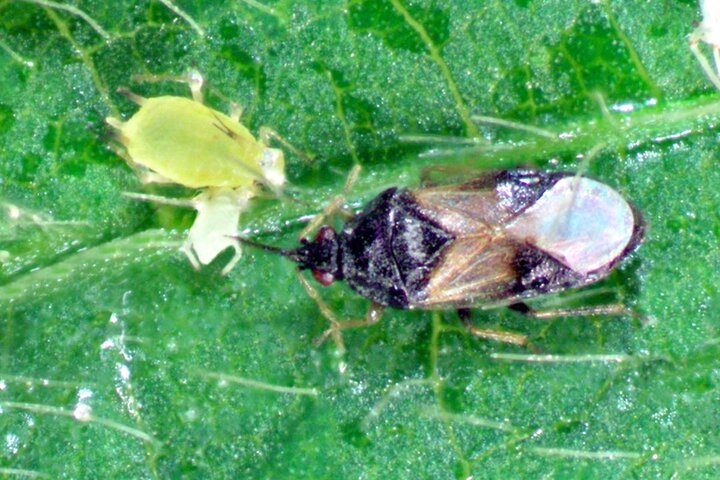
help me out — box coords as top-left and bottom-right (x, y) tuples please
(505, 177), (635, 275)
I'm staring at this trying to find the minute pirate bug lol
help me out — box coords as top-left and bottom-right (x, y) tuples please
(239, 168), (645, 350)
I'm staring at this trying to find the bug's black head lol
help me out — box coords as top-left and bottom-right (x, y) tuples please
(291, 226), (342, 286)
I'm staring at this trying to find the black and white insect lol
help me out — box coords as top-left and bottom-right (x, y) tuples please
(242, 169), (644, 349)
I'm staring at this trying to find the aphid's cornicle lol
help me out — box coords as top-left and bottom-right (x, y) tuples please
(106, 71), (287, 275)
(239, 169), (645, 350)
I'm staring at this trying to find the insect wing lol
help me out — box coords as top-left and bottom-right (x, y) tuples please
(408, 170), (641, 310)
(409, 176), (521, 309)
(504, 176), (636, 276)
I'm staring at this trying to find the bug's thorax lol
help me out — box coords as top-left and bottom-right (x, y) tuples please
(291, 226), (343, 286)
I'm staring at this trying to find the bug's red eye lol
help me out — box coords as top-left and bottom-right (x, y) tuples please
(312, 270), (335, 286)
(315, 226), (335, 242)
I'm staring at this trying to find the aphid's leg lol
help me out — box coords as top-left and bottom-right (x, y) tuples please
(138, 171), (178, 184)
(299, 164), (362, 239)
(124, 196), (203, 270)
(121, 192), (195, 208)
(689, 32), (720, 90)
(259, 127), (315, 163)
(220, 241), (243, 276)
(185, 69), (205, 103)
(116, 88), (147, 106)
(105, 117), (128, 140)
(457, 309), (528, 347)
(228, 102), (244, 122)
(105, 138), (143, 173)
(297, 272), (384, 353)
(131, 69), (206, 103)
(106, 117), (178, 184)
(179, 240), (202, 271)
(713, 46), (720, 77)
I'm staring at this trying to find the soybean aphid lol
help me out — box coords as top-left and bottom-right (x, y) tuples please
(106, 70), (289, 274)
(239, 169), (644, 349)
(690, 0), (720, 90)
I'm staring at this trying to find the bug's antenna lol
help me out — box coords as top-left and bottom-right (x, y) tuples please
(232, 236), (300, 261)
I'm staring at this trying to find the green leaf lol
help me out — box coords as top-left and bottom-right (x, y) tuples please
(1, 0), (719, 478)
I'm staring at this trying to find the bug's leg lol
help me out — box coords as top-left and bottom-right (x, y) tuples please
(511, 302), (650, 324)
(259, 127), (315, 163)
(689, 34), (720, 90)
(296, 272), (346, 352)
(220, 240), (243, 276)
(296, 272), (384, 353)
(314, 303), (384, 347)
(458, 308), (528, 347)
(299, 164), (362, 239)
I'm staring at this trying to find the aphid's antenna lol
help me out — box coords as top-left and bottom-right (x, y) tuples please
(131, 70), (242, 107)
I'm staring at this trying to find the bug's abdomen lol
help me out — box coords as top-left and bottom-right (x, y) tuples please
(339, 188), (454, 308)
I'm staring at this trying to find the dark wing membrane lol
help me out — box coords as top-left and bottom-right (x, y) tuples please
(413, 169), (568, 232)
(413, 185), (510, 232)
(410, 234), (518, 309)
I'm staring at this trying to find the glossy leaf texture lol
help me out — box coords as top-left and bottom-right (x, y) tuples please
(1, 0), (720, 478)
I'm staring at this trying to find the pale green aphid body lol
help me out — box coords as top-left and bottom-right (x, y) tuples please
(106, 71), (286, 274)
